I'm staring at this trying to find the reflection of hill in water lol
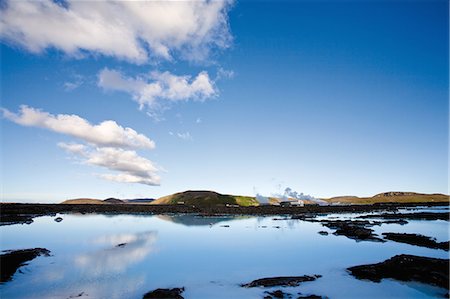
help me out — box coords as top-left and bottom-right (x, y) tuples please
(157, 214), (251, 226)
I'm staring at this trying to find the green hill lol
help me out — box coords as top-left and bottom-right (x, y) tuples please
(151, 190), (259, 207)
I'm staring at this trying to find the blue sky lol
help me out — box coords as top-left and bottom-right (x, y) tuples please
(1, 0), (448, 202)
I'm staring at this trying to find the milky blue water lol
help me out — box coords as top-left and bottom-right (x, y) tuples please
(0, 208), (448, 299)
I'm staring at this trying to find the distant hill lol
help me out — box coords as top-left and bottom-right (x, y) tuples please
(61, 197), (155, 204)
(325, 192), (448, 204)
(103, 198), (125, 204)
(151, 190), (259, 207)
(61, 191), (448, 205)
(61, 198), (104, 204)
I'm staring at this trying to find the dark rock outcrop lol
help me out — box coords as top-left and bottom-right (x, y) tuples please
(316, 220), (384, 242)
(264, 290), (291, 298)
(263, 290), (326, 299)
(348, 254), (449, 289)
(382, 233), (449, 251)
(332, 224), (384, 242)
(143, 287), (185, 299)
(1, 248), (51, 283)
(297, 295), (323, 299)
(242, 275), (321, 288)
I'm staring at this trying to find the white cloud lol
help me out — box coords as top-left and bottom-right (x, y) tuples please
(1, 105), (155, 149)
(216, 67), (235, 79)
(196, 118), (202, 124)
(0, 0), (233, 63)
(2, 105), (161, 186)
(168, 131), (193, 141)
(98, 68), (217, 110)
(63, 81), (80, 91)
(57, 142), (87, 156)
(59, 143), (160, 186)
(177, 132), (193, 141)
(63, 74), (84, 91)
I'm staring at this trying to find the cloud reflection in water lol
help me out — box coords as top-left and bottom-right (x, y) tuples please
(75, 231), (157, 276)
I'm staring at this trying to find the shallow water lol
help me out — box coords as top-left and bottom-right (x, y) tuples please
(1, 208), (449, 299)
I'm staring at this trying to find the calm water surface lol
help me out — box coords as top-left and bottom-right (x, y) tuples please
(0, 208), (449, 299)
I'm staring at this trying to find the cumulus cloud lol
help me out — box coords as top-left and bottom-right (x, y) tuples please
(59, 143), (160, 186)
(2, 105), (160, 186)
(98, 68), (217, 110)
(57, 142), (87, 156)
(1, 105), (155, 149)
(0, 0), (233, 63)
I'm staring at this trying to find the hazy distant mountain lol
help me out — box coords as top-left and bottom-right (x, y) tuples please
(61, 197), (153, 204)
(103, 198), (125, 204)
(325, 192), (448, 204)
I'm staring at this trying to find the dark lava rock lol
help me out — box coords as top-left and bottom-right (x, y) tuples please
(382, 233), (449, 251)
(143, 287), (185, 299)
(317, 220), (373, 228)
(321, 221), (384, 242)
(242, 275), (321, 288)
(54, 217), (63, 222)
(1, 248), (51, 283)
(264, 289), (292, 298)
(348, 254), (449, 289)
(333, 225), (384, 242)
(0, 214), (35, 226)
(67, 292), (86, 298)
(380, 219), (408, 225)
(297, 295), (323, 299)
(291, 214), (317, 220)
(318, 231), (328, 236)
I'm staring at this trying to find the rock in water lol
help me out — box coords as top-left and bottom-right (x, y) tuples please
(242, 275), (321, 288)
(264, 289), (291, 298)
(143, 287), (185, 299)
(348, 254), (449, 289)
(1, 248), (51, 282)
(382, 233), (449, 251)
